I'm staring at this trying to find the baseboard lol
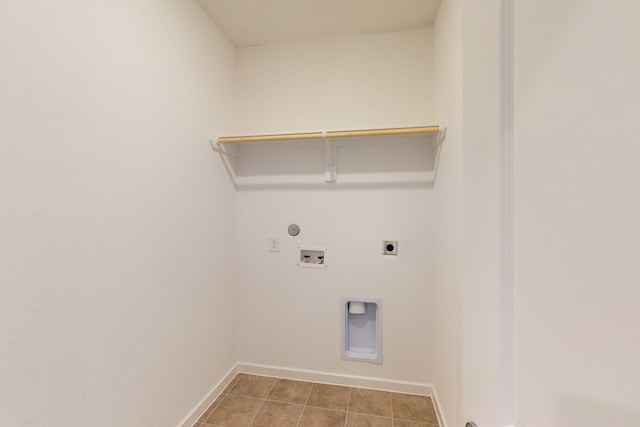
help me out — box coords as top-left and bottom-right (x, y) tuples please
(237, 362), (434, 396)
(177, 363), (239, 427)
(430, 386), (449, 427)
(179, 362), (449, 427)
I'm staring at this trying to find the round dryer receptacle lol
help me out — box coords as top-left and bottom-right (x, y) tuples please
(382, 240), (398, 255)
(288, 224), (300, 236)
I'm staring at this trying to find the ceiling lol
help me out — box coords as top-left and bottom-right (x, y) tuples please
(197, 0), (442, 47)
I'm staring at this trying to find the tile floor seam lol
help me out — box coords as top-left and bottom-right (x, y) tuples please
(246, 377), (281, 427)
(194, 375), (440, 427)
(246, 397), (266, 427)
(201, 393), (228, 426)
(193, 392), (223, 426)
(344, 387), (353, 427)
(342, 403), (347, 426)
(262, 397), (307, 405)
(210, 392), (225, 412)
(194, 375), (226, 426)
(294, 381), (314, 427)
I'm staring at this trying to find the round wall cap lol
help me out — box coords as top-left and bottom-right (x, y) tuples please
(288, 224), (300, 236)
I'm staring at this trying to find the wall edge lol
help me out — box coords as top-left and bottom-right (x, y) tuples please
(177, 363), (240, 427)
(237, 362), (434, 395)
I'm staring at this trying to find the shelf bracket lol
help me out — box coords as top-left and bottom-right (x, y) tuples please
(209, 137), (236, 157)
(430, 126), (447, 184)
(434, 126), (447, 149)
(323, 132), (337, 183)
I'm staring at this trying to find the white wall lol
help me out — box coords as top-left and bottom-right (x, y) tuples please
(514, 1), (640, 425)
(236, 185), (433, 381)
(460, 0), (505, 425)
(234, 29), (435, 135)
(430, 0), (463, 425)
(0, 1), (237, 425)
(234, 29), (436, 382)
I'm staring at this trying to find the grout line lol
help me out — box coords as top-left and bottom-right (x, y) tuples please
(223, 373), (241, 396)
(265, 379), (313, 404)
(197, 393), (228, 426)
(262, 397), (307, 405)
(295, 381), (314, 427)
(302, 382), (313, 406)
(207, 393), (225, 416)
(389, 390), (394, 420)
(193, 373), (242, 426)
(232, 375), (433, 427)
(207, 394), (229, 423)
(344, 387), (353, 427)
(246, 377), (279, 427)
(246, 398), (266, 427)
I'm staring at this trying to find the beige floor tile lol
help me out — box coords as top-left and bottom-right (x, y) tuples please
(196, 409), (212, 424)
(192, 376), (441, 427)
(223, 374), (244, 394)
(196, 407), (214, 424)
(298, 406), (347, 427)
(390, 393), (438, 424)
(206, 395), (263, 427)
(266, 379), (313, 404)
(306, 383), (351, 411)
(197, 394), (227, 423)
(228, 375), (277, 399)
(345, 412), (393, 427)
(393, 420), (439, 427)
(249, 400), (303, 427)
(348, 388), (392, 417)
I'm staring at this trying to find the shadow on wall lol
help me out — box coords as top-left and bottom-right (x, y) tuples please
(555, 396), (640, 427)
(213, 134), (439, 190)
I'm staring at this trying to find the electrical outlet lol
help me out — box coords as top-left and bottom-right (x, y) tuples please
(382, 240), (398, 255)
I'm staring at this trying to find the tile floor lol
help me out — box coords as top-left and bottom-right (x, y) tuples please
(193, 374), (439, 427)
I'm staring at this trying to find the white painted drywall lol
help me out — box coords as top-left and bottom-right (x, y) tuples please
(0, 1), (237, 425)
(459, 0), (504, 425)
(430, 0), (463, 425)
(236, 185), (433, 381)
(234, 29), (435, 135)
(233, 29), (435, 382)
(514, 1), (640, 425)
(197, 0), (441, 47)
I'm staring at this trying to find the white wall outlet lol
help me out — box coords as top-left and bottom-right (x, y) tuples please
(382, 240), (398, 255)
(268, 236), (280, 252)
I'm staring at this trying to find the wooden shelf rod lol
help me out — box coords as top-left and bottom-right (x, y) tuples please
(217, 126), (439, 144)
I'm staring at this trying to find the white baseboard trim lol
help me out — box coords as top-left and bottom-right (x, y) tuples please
(430, 386), (449, 427)
(177, 363), (239, 427)
(179, 362), (449, 427)
(237, 362), (434, 396)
